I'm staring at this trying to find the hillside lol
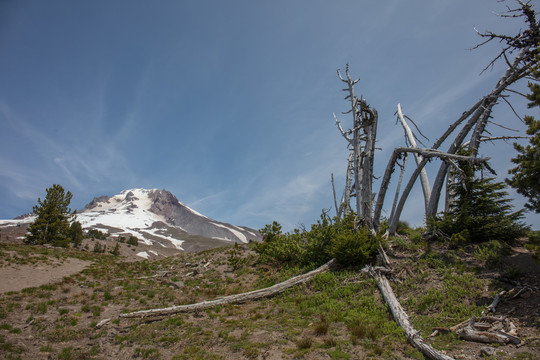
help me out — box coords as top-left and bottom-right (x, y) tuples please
(0, 231), (538, 359)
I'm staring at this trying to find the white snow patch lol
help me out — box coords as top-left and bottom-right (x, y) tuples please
(136, 251), (150, 259)
(142, 228), (185, 249)
(212, 236), (232, 242)
(76, 189), (167, 246)
(210, 223), (247, 243)
(168, 239), (185, 250)
(149, 250), (158, 256)
(0, 217), (35, 225)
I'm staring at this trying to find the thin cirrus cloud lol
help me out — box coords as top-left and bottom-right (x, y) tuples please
(0, 1), (538, 231)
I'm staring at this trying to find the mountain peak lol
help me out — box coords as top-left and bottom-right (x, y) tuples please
(77, 188), (261, 255)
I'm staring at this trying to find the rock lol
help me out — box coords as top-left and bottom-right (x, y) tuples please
(479, 346), (496, 357)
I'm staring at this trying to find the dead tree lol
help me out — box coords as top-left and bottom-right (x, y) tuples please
(334, 65), (378, 229)
(333, 2), (537, 234)
(385, 1), (538, 233)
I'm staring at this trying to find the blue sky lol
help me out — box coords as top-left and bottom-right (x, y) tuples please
(1, 0), (538, 231)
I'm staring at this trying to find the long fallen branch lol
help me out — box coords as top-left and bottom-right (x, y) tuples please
(97, 258), (463, 359)
(364, 266), (456, 360)
(118, 259), (336, 319)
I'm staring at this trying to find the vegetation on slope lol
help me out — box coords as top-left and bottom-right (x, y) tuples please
(1, 219), (539, 359)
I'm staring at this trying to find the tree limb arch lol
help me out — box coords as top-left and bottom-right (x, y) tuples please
(393, 147), (490, 163)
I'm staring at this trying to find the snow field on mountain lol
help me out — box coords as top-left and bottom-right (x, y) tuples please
(210, 222), (248, 243)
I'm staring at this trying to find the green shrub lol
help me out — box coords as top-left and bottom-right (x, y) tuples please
(525, 230), (540, 262)
(58, 346), (73, 360)
(110, 243), (120, 256)
(86, 229), (107, 240)
(127, 236), (139, 246)
(448, 230), (469, 248)
(227, 243), (245, 270)
(69, 221), (84, 247)
(328, 228), (379, 267)
(474, 240), (511, 268)
(255, 212), (379, 268)
(93, 242), (105, 253)
(396, 221), (411, 235)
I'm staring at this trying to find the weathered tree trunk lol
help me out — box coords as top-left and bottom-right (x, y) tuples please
(397, 104), (431, 210)
(360, 104), (377, 228)
(456, 317), (520, 345)
(119, 259), (336, 319)
(390, 153), (408, 222)
(339, 150), (354, 217)
(364, 266), (456, 360)
(385, 149), (489, 234)
(426, 47), (532, 218)
(373, 149), (400, 229)
(331, 173), (339, 218)
(336, 66), (378, 229)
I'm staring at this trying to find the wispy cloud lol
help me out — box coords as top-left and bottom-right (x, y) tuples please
(0, 100), (135, 201)
(188, 190), (229, 210)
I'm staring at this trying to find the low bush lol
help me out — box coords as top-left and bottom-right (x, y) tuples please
(86, 229), (107, 240)
(474, 240), (511, 268)
(255, 212), (380, 268)
(328, 228), (379, 267)
(525, 230), (540, 263)
(127, 236), (139, 246)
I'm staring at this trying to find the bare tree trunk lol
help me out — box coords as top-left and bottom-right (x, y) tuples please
(364, 266), (456, 360)
(397, 103), (431, 210)
(359, 104), (377, 228)
(119, 259), (336, 319)
(388, 149), (489, 234)
(340, 149), (354, 217)
(336, 66), (378, 229)
(427, 47), (531, 218)
(390, 153), (408, 222)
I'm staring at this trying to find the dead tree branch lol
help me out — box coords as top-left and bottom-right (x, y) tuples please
(118, 259), (336, 319)
(364, 266), (456, 360)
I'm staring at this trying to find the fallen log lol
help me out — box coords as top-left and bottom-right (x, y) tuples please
(456, 316), (520, 345)
(364, 266), (455, 360)
(119, 259), (336, 319)
(483, 291), (505, 315)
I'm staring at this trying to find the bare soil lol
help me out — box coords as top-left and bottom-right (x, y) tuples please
(0, 258), (92, 294)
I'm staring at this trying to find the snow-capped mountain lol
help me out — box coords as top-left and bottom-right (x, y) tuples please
(2, 189), (261, 253)
(78, 189), (261, 251)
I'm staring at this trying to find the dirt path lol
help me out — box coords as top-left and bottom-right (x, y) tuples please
(0, 258), (92, 293)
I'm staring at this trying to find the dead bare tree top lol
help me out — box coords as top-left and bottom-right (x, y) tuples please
(473, 0), (539, 73)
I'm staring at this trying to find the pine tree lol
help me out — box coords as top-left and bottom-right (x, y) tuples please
(507, 61), (540, 213)
(434, 158), (528, 244)
(110, 242), (121, 256)
(25, 184), (76, 247)
(69, 221), (84, 248)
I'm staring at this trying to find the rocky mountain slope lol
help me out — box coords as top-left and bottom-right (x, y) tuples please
(0, 188), (261, 253)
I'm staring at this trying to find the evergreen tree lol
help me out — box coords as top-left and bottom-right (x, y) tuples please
(69, 221), (84, 248)
(507, 62), (540, 213)
(434, 157), (528, 244)
(110, 242), (120, 256)
(25, 184), (75, 247)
